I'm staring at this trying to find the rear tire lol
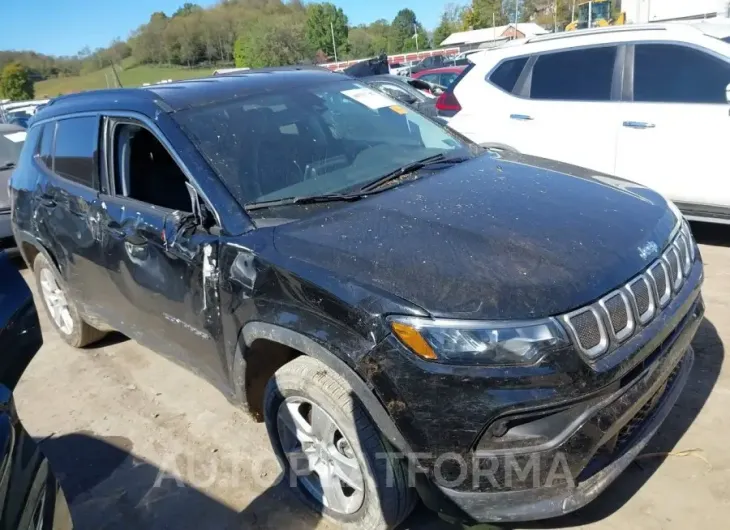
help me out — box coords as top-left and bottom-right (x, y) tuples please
(264, 356), (416, 530)
(33, 253), (107, 348)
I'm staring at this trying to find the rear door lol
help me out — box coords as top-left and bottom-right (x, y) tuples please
(32, 116), (108, 314)
(505, 45), (622, 174)
(615, 42), (730, 212)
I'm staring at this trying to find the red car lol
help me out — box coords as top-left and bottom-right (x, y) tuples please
(411, 65), (466, 88)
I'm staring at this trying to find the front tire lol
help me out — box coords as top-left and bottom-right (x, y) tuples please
(33, 253), (106, 348)
(264, 356), (416, 530)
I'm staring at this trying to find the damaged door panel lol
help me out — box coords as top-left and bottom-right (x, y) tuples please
(98, 196), (226, 386)
(95, 114), (228, 388)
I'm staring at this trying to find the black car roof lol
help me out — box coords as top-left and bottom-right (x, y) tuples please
(34, 69), (342, 121)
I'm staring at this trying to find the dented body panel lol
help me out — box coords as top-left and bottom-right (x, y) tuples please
(8, 76), (705, 524)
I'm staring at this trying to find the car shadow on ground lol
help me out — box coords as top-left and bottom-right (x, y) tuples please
(37, 431), (329, 530)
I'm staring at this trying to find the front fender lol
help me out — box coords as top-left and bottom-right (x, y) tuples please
(235, 322), (415, 458)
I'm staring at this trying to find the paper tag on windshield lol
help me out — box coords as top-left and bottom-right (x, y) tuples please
(341, 88), (393, 109)
(4, 131), (27, 143)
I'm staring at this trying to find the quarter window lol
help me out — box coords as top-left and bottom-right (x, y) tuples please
(53, 116), (99, 187)
(633, 43), (730, 104)
(530, 47), (616, 101)
(489, 57), (528, 93)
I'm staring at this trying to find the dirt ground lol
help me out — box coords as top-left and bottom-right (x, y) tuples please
(12, 221), (730, 530)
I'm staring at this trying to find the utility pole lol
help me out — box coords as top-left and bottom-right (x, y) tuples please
(572, 0), (576, 22)
(414, 23), (420, 53)
(493, 12), (496, 43)
(588, 0), (593, 28)
(330, 21), (338, 63)
(554, 0), (558, 32)
(515, 0), (519, 27)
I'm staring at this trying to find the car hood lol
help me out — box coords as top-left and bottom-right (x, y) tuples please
(273, 152), (679, 320)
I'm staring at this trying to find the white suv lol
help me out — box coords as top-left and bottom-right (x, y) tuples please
(442, 24), (730, 224)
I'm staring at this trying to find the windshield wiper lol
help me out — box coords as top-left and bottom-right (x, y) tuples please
(360, 154), (469, 192)
(0, 162), (15, 171)
(245, 193), (366, 211)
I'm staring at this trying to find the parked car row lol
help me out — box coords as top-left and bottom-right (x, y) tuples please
(6, 56), (704, 530)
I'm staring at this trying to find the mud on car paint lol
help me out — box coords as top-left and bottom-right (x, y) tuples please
(8, 72), (704, 525)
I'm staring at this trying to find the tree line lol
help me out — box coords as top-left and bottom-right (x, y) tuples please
(1, 0), (574, 100)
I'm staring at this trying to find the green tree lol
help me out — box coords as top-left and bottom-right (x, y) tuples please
(305, 3), (348, 59)
(433, 4), (465, 47)
(234, 15), (311, 68)
(462, 0), (508, 30)
(390, 9), (429, 52)
(0, 62), (34, 100)
(173, 2), (202, 17)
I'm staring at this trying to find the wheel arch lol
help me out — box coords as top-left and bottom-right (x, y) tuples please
(233, 322), (414, 456)
(15, 230), (61, 275)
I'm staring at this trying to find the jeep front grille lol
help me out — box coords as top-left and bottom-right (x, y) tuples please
(562, 221), (697, 360)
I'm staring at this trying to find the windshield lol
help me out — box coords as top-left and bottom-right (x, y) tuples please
(175, 79), (472, 206)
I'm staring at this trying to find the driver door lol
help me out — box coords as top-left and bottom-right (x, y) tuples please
(97, 116), (227, 386)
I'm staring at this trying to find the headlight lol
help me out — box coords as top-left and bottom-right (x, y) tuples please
(389, 316), (569, 366)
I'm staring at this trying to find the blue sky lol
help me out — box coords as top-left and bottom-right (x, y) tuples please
(2, 0), (457, 56)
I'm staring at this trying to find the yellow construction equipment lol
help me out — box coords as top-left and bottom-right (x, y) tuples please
(566, 0), (626, 31)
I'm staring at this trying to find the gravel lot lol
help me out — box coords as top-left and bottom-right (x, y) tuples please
(11, 221), (730, 530)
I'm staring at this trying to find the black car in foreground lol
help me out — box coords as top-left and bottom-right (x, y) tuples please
(0, 252), (74, 529)
(10, 71), (703, 529)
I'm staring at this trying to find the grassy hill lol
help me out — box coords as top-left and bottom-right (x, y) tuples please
(34, 61), (217, 97)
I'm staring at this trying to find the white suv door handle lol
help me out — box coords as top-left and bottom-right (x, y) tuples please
(623, 121), (656, 129)
(510, 114), (533, 121)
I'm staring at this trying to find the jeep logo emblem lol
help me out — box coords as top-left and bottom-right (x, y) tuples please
(638, 241), (659, 261)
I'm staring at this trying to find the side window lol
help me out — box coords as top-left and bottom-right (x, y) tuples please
(634, 44), (730, 104)
(54, 116), (99, 187)
(38, 122), (55, 170)
(441, 73), (459, 87)
(420, 74), (440, 85)
(113, 123), (192, 212)
(530, 47), (617, 101)
(489, 57), (529, 93)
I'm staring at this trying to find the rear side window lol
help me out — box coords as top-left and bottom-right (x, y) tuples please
(530, 47), (616, 101)
(38, 122), (55, 170)
(489, 57), (528, 93)
(53, 116), (99, 187)
(633, 44), (730, 104)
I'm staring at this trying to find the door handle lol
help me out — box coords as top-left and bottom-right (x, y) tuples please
(510, 114), (533, 121)
(623, 121), (656, 129)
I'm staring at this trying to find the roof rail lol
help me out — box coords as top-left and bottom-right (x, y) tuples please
(526, 23), (697, 44)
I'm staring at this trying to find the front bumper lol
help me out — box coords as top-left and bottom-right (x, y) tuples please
(360, 257), (704, 523)
(436, 344), (696, 522)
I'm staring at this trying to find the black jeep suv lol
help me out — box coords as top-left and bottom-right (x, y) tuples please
(9, 71), (703, 528)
